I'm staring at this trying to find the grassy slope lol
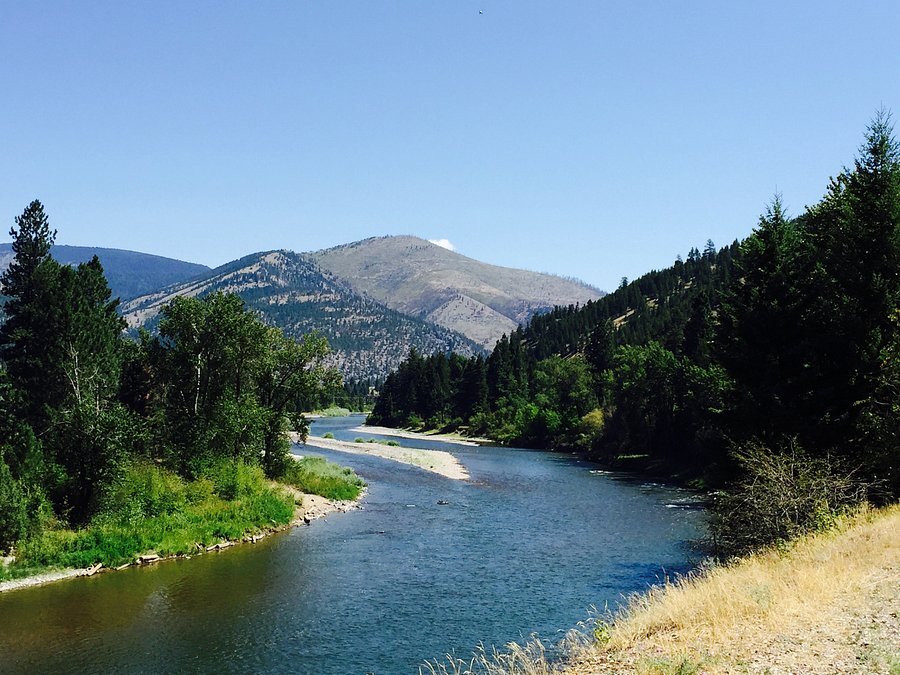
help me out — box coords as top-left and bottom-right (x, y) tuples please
(565, 504), (900, 674)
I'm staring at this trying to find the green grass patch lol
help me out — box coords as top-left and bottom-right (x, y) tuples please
(281, 456), (365, 501)
(3, 461), (295, 575)
(316, 406), (351, 417)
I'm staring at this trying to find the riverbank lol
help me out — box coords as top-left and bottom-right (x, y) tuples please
(297, 434), (470, 480)
(352, 424), (488, 447)
(570, 504), (900, 673)
(0, 458), (365, 595)
(426, 505), (900, 674)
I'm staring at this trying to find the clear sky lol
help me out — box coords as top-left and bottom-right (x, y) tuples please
(2, 2), (898, 291)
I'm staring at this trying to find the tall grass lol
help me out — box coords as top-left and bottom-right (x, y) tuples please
(280, 456), (365, 501)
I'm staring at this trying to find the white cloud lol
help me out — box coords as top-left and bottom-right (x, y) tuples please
(428, 238), (456, 251)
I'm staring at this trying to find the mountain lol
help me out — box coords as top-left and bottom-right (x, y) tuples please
(0, 244), (210, 302)
(120, 250), (483, 381)
(311, 235), (604, 349)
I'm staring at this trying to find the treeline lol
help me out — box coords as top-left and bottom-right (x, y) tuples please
(370, 240), (738, 457)
(0, 202), (338, 552)
(371, 114), (900, 553)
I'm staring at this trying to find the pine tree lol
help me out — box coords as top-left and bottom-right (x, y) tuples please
(0, 200), (58, 431)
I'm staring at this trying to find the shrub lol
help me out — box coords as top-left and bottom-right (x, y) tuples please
(100, 461), (187, 521)
(711, 439), (868, 556)
(322, 432), (335, 439)
(576, 408), (606, 451)
(320, 406), (351, 417)
(0, 458), (27, 552)
(203, 460), (267, 501)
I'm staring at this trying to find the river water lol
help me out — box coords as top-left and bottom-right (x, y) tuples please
(0, 415), (706, 674)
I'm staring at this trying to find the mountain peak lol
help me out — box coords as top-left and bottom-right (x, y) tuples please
(312, 235), (603, 348)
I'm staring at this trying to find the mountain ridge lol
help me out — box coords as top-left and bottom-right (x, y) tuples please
(311, 235), (604, 348)
(0, 244), (210, 302)
(121, 249), (484, 381)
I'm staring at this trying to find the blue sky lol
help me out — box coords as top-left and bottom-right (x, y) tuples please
(2, 2), (898, 290)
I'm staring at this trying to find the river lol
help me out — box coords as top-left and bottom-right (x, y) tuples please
(0, 415), (706, 674)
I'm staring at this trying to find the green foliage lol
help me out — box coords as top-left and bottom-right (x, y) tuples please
(202, 459), (268, 502)
(322, 432), (335, 439)
(0, 202), (345, 560)
(575, 408), (606, 451)
(280, 456), (365, 501)
(10, 466), (294, 571)
(99, 461), (188, 522)
(0, 456), (27, 552)
(318, 406), (351, 417)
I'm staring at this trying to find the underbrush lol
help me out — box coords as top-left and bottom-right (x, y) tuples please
(2, 460), (295, 576)
(280, 456), (366, 501)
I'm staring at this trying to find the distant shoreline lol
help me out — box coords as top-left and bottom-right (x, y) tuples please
(351, 424), (487, 447)
(297, 434), (470, 480)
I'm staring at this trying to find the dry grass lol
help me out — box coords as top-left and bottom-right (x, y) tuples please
(567, 503), (900, 674)
(421, 630), (593, 675)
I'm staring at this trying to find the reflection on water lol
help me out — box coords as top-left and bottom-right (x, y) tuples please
(0, 415), (706, 674)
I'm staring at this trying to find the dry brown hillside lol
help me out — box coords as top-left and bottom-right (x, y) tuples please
(312, 235), (604, 349)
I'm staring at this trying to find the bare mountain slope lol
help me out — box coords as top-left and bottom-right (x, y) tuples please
(312, 235), (604, 348)
(121, 250), (482, 381)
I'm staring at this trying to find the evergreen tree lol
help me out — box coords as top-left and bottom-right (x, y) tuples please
(0, 200), (58, 431)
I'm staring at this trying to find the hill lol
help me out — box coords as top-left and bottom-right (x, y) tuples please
(0, 244), (210, 302)
(120, 250), (483, 381)
(312, 235), (604, 349)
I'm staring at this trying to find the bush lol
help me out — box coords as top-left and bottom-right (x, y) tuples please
(320, 406), (351, 417)
(711, 439), (868, 556)
(0, 458), (27, 552)
(280, 456), (365, 501)
(100, 461), (187, 521)
(576, 408), (606, 451)
(322, 432), (335, 439)
(202, 460), (267, 501)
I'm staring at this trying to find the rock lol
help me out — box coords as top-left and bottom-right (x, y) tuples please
(206, 541), (235, 552)
(84, 563), (102, 576)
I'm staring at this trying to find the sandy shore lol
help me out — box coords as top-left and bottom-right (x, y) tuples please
(0, 481), (362, 595)
(297, 434), (470, 480)
(349, 424), (487, 447)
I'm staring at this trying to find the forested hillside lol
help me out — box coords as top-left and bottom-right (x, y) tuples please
(0, 244), (209, 302)
(370, 114), (900, 554)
